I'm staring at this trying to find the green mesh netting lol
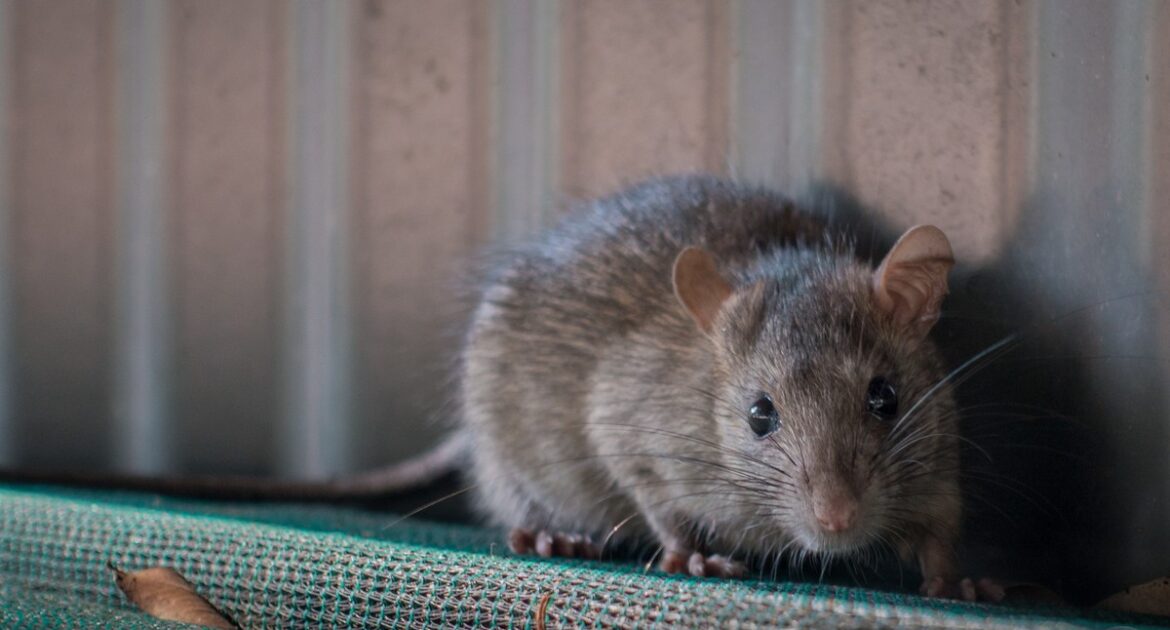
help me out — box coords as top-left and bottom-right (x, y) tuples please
(0, 484), (1160, 629)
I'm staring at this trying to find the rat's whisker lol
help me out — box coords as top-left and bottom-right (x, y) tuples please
(892, 333), (1020, 437)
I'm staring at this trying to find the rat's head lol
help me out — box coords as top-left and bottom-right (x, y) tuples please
(673, 226), (958, 558)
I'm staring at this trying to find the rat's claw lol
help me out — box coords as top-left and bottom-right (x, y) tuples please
(960, 578), (977, 602)
(700, 554), (745, 579)
(552, 532), (600, 559)
(509, 528), (601, 559)
(660, 550), (744, 579)
(687, 552), (707, 577)
(976, 578), (1006, 602)
(535, 530), (555, 557)
(508, 528), (536, 554)
(660, 549), (690, 574)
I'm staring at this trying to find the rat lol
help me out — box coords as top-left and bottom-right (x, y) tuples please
(458, 175), (997, 600)
(0, 174), (997, 600)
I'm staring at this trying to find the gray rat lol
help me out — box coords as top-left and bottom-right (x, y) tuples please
(460, 175), (997, 599)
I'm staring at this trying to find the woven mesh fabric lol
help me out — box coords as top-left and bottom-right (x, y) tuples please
(0, 485), (1158, 629)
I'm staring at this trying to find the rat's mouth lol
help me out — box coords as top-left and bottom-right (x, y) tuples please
(796, 521), (874, 554)
(803, 535), (865, 554)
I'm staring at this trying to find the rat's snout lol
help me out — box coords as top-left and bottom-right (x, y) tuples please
(811, 485), (859, 533)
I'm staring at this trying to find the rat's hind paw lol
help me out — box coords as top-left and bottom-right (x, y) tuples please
(508, 528), (601, 559)
(660, 549), (745, 579)
(921, 576), (1005, 602)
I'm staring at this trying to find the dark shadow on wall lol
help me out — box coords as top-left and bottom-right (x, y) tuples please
(949, 190), (1168, 605)
(806, 182), (1169, 604)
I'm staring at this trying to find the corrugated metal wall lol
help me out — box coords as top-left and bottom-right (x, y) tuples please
(0, 0), (1166, 597)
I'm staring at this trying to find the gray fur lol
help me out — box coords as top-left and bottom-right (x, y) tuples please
(459, 175), (961, 583)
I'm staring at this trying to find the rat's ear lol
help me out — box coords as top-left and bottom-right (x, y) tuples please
(872, 225), (954, 339)
(673, 247), (733, 334)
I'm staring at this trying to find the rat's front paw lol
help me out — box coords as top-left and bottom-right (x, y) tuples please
(508, 528), (601, 559)
(920, 576), (1005, 602)
(660, 549), (745, 579)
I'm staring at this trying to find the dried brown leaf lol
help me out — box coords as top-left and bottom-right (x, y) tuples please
(109, 562), (237, 629)
(534, 592), (553, 630)
(1096, 576), (1170, 617)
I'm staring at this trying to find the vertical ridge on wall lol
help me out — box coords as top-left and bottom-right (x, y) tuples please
(794, 0), (850, 192)
(730, 0), (850, 195)
(493, 0), (560, 243)
(702, 0), (731, 177)
(113, 0), (171, 474)
(1108, 0), (1165, 586)
(730, 0), (792, 185)
(280, 0), (352, 478)
(170, 0), (285, 474)
(1114, 0), (1154, 265)
(997, 0), (1035, 235)
(11, 0), (117, 470)
(1152, 0), (1170, 517)
(0, 0), (11, 465)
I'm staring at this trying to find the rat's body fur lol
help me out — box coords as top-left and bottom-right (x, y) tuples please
(460, 175), (970, 593)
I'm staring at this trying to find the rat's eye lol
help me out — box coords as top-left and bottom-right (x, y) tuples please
(748, 395), (780, 438)
(867, 377), (898, 420)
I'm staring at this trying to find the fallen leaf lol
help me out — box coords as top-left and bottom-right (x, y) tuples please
(1096, 576), (1170, 617)
(109, 562), (237, 629)
(534, 592), (553, 630)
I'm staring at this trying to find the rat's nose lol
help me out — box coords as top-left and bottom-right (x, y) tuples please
(813, 494), (858, 533)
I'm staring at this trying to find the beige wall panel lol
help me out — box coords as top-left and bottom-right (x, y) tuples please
(561, 0), (729, 198)
(353, 0), (489, 468)
(170, 0), (284, 473)
(841, 0), (1009, 263)
(10, 1), (114, 469)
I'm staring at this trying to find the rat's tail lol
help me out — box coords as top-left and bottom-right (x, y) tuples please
(324, 432), (468, 496)
(0, 433), (469, 505)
